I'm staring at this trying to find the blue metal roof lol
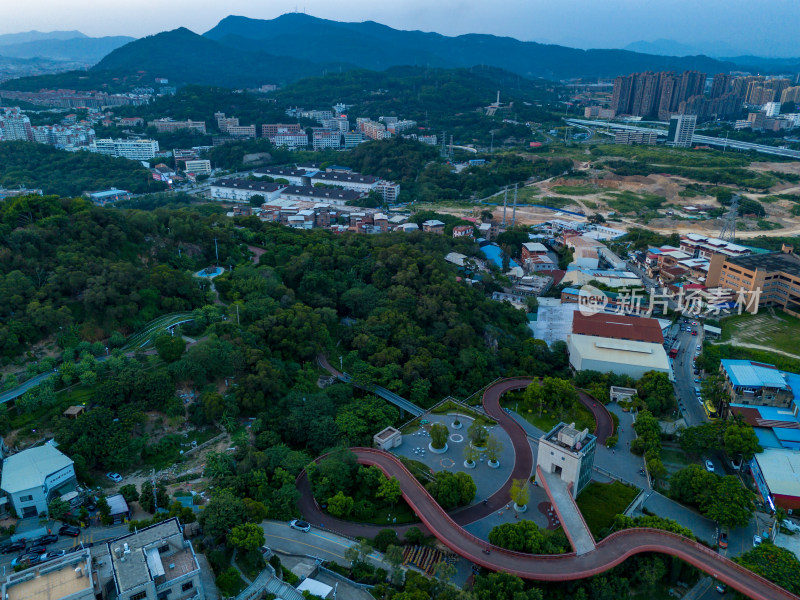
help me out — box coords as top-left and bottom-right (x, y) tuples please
(480, 244), (518, 269)
(721, 359), (789, 390)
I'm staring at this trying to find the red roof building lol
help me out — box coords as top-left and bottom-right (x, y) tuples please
(571, 312), (664, 344)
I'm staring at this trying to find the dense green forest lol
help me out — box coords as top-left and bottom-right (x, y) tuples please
(0, 142), (167, 196)
(0, 195), (220, 358)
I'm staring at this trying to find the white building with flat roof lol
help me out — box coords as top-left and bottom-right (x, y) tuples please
(91, 138), (159, 160)
(1, 548), (94, 600)
(1, 444), (76, 518)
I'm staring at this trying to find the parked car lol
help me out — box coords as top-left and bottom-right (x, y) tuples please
(28, 544), (47, 555)
(718, 531), (728, 549)
(289, 519), (311, 532)
(58, 525), (80, 537)
(716, 583), (727, 593)
(40, 549), (66, 561)
(1, 541), (25, 554)
(692, 331), (697, 336)
(705, 460), (715, 473)
(105, 472), (123, 483)
(11, 553), (40, 567)
(33, 534), (58, 545)
(731, 456), (743, 471)
(753, 535), (762, 546)
(694, 378), (701, 383)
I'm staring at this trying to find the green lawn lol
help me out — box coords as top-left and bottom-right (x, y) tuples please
(720, 310), (800, 355)
(660, 448), (694, 467)
(502, 391), (596, 433)
(551, 184), (601, 196)
(604, 191), (666, 215)
(235, 550), (265, 580)
(576, 481), (639, 538)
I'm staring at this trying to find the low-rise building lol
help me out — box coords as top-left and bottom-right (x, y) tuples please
(452, 225), (474, 238)
(252, 167), (315, 186)
(103, 518), (204, 600)
(279, 185), (365, 206)
(85, 188), (132, 205)
(537, 422), (596, 497)
(567, 312), (671, 380)
(210, 179), (286, 202)
(147, 119), (206, 134)
(1, 444), (76, 518)
(422, 220), (445, 234)
(720, 359), (795, 409)
(182, 159), (211, 175)
(750, 448), (800, 511)
(0, 548), (94, 600)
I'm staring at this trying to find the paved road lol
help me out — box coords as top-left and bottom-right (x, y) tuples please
(0, 371), (56, 404)
(0, 522), (130, 567)
(261, 521), (389, 572)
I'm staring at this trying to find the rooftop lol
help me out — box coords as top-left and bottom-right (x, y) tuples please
(572, 312), (664, 344)
(721, 359), (789, 390)
(213, 179), (284, 192)
(280, 185), (364, 202)
(1, 444), (73, 494)
(569, 334), (671, 371)
(2, 550), (93, 600)
(725, 251), (800, 278)
(754, 447), (800, 498)
(312, 171), (379, 184)
(522, 242), (548, 253)
(108, 518), (197, 593)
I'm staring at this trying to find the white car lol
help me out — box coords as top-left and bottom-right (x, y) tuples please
(705, 460), (715, 473)
(753, 535), (762, 546)
(105, 472), (123, 483)
(289, 519), (311, 532)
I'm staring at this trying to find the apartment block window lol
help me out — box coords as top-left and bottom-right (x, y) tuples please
(181, 582), (194, 592)
(131, 592), (148, 600)
(19, 495), (33, 502)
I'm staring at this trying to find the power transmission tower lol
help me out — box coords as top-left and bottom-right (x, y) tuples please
(718, 194), (739, 242)
(502, 187), (508, 227)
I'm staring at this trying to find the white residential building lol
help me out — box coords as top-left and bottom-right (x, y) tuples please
(210, 179), (286, 202)
(1, 444), (76, 518)
(183, 159), (211, 175)
(91, 138), (159, 160)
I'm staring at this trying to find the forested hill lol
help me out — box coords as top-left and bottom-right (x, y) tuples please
(0, 142), (167, 197)
(2, 13), (742, 91)
(204, 13), (738, 79)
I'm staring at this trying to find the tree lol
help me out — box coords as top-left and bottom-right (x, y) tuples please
(429, 423), (448, 450)
(467, 421), (489, 448)
(636, 371), (676, 415)
(230, 522), (265, 552)
(510, 479), (529, 508)
(474, 572), (544, 600)
(373, 528), (399, 552)
(376, 476), (402, 506)
(198, 491), (249, 539)
(723, 423), (762, 459)
(701, 476), (755, 528)
(404, 526), (425, 545)
(488, 520), (567, 554)
(384, 544), (403, 568)
(735, 543), (800, 595)
(139, 483), (155, 513)
(463, 444), (478, 466)
(485, 434), (503, 463)
(48, 497), (69, 523)
(327, 491), (354, 518)
(119, 484), (140, 504)
(425, 471), (476, 509)
(154, 334), (187, 363)
(249, 193), (265, 207)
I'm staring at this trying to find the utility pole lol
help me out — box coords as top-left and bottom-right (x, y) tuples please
(236, 304), (240, 325)
(511, 183), (518, 227)
(490, 131), (494, 154)
(213, 238), (219, 263)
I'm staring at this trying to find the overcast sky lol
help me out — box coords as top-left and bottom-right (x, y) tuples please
(2, 0), (799, 57)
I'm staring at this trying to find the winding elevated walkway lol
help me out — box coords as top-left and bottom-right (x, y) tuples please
(300, 374), (796, 600)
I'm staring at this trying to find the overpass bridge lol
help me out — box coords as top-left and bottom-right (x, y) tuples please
(565, 118), (800, 159)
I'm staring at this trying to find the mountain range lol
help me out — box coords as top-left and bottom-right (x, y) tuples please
(0, 30), (134, 65)
(3, 14), (799, 91)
